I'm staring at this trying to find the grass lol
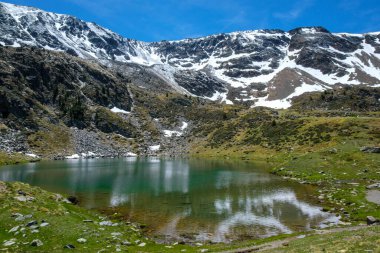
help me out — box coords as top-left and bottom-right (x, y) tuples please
(260, 226), (380, 253)
(189, 113), (380, 223)
(0, 181), (202, 253)
(0, 152), (35, 166)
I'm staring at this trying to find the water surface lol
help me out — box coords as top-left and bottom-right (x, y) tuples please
(0, 157), (337, 242)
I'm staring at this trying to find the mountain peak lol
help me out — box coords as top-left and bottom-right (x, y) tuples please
(288, 26), (330, 35)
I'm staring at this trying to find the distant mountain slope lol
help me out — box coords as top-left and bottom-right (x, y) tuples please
(1, 2), (380, 108)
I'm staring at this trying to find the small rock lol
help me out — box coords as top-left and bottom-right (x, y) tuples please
(31, 229), (39, 233)
(67, 196), (79, 205)
(26, 221), (38, 227)
(40, 222), (49, 227)
(138, 242), (146, 247)
(121, 241), (132, 246)
(3, 239), (16, 246)
(282, 242), (289, 246)
(99, 221), (113, 226)
(14, 196), (27, 202)
(8, 226), (20, 233)
(200, 249), (208, 253)
(15, 216), (25, 221)
(11, 213), (23, 218)
(360, 147), (380, 153)
(64, 244), (76, 249)
(367, 216), (379, 225)
(111, 232), (122, 237)
(366, 183), (380, 189)
(18, 190), (26, 196)
(77, 238), (87, 243)
(30, 239), (43, 247)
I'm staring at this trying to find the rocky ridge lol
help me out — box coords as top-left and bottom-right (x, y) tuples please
(1, 2), (380, 108)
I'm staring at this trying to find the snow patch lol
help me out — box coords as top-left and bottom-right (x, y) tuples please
(254, 83), (326, 109)
(110, 107), (130, 114)
(149, 145), (160, 151)
(25, 153), (39, 158)
(66, 154), (80, 159)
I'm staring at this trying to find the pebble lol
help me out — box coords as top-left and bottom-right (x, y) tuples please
(121, 241), (131, 246)
(26, 221), (38, 227)
(99, 221), (113, 226)
(31, 229), (39, 233)
(40, 222), (49, 227)
(3, 239), (16, 246)
(111, 232), (122, 237)
(138, 242), (146, 247)
(30, 239), (43, 247)
(8, 226), (20, 233)
(77, 238), (87, 243)
(64, 244), (76, 249)
(200, 249), (209, 253)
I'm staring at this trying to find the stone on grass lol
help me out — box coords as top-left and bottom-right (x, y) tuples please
(30, 239), (43, 247)
(26, 220), (38, 227)
(99, 221), (113, 226)
(77, 238), (87, 243)
(64, 244), (75, 249)
(138, 242), (146, 247)
(367, 216), (379, 225)
(14, 196), (27, 202)
(8, 226), (20, 233)
(121, 241), (131, 246)
(40, 222), (49, 227)
(3, 239), (16, 246)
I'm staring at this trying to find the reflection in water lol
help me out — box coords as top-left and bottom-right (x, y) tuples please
(0, 158), (338, 242)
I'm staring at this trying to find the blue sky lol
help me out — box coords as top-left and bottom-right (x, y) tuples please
(4, 0), (380, 41)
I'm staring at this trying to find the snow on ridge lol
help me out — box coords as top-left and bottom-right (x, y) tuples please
(253, 83), (327, 109)
(163, 121), (189, 137)
(110, 107), (130, 114)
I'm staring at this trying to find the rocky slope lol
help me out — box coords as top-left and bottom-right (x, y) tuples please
(1, 2), (380, 108)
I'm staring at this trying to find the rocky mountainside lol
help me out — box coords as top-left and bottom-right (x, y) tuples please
(1, 2), (380, 108)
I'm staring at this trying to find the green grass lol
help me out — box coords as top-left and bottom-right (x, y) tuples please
(0, 152), (35, 166)
(0, 181), (215, 252)
(261, 226), (380, 253)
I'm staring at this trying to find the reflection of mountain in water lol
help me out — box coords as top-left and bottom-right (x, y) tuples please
(0, 158), (338, 242)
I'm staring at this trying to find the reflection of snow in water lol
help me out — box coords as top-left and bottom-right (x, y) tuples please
(163, 161), (189, 193)
(213, 190), (338, 242)
(215, 171), (272, 189)
(214, 212), (292, 242)
(108, 159), (190, 207)
(214, 197), (232, 215)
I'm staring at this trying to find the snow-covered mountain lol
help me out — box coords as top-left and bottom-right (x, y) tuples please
(1, 2), (380, 108)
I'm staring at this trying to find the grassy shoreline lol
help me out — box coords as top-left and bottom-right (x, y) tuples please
(1, 181), (379, 252)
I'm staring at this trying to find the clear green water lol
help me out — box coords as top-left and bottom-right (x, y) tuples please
(0, 157), (338, 242)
